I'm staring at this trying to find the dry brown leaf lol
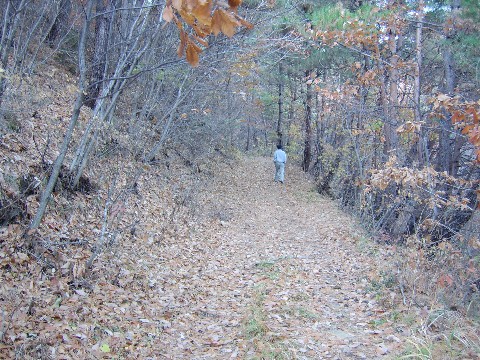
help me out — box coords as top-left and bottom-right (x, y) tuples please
(177, 29), (187, 57)
(228, 0), (242, 10)
(178, 8), (196, 27)
(211, 9), (222, 36)
(192, 0), (212, 25)
(193, 22), (211, 38)
(186, 42), (200, 67)
(219, 9), (239, 38)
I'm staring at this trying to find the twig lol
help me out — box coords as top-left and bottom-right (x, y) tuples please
(32, 132), (51, 166)
(86, 175), (117, 269)
(0, 302), (21, 343)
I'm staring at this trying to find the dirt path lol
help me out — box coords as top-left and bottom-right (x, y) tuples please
(150, 156), (404, 359)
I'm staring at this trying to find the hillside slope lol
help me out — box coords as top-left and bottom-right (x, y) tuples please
(0, 150), (399, 359)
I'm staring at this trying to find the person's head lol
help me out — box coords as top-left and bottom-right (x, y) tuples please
(277, 144), (282, 150)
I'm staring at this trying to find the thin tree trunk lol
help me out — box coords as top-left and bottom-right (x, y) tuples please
(245, 118), (251, 151)
(84, 0), (110, 109)
(387, 18), (401, 160)
(0, 0), (28, 106)
(277, 62), (284, 146)
(46, 0), (71, 44)
(314, 69), (325, 175)
(303, 69), (313, 172)
(69, 5), (159, 185)
(414, 0), (424, 166)
(29, 0), (93, 230)
(437, 49), (455, 173)
(262, 115), (268, 148)
(437, 0), (460, 174)
(13, 0), (49, 73)
(285, 76), (297, 147)
(379, 66), (391, 158)
(144, 73), (191, 162)
(314, 87), (323, 154)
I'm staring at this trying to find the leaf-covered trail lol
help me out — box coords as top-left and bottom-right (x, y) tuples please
(152, 156), (405, 359)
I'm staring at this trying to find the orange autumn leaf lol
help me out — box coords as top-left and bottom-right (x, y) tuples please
(178, 8), (196, 27)
(451, 111), (464, 124)
(192, 22), (210, 38)
(189, 38), (202, 54)
(186, 42), (200, 67)
(165, 0), (252, 65)
(228, 0), (242, 10)
(461, 124), (474, 135)
(211, 9), (222, 36)
(219, 9), (240, 38)
(177, 29), (187, 57)
(191, 0), (212, 25)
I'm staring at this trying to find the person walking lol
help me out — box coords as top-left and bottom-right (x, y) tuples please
(273, 144), (287, 183)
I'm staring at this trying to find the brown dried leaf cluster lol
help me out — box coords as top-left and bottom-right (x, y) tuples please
(163, 0), (253, 66)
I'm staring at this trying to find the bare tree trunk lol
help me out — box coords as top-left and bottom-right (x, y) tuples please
(314, 88), (323, 153)
(314, 69), (325, 176)
(84, 0), (110, 109)
(245, 118), (251, 151)
(69, 4), (161, 186)
(437, 0), (460, 174)
(0, 0), (28, 106)
(437, 50), (455, 173)
(387, 18), (401, 161)
(379, 66), (392, 158)
(262, 115), (268, 148)
(277, 61), (284, 146)
(450, 135), (465, 177)
(29, 0), (93, 230)
(414, 0), (424, 166)
(303, 69), (313, 172)
(285, 75), (297, 147)
(46, 0), (71, 45)
(144, 72), (191, 162)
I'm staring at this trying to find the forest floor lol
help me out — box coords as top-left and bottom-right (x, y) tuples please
(0, 59), (418, 359)
(2, 152), (479, 359)
(1, 57), (479, 360)
(136, 155), (412, 359)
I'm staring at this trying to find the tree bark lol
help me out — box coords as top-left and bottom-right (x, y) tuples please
(303, 69), (313, 172)
(414, 0), (424, 166)
(245, 118), (251, 151)
(29, 0), (93, 230)
(379, 64), (392, 159)
(286, 75), (297, 147)
(46, 0), (71, 45)
(0, 0), (28, 106)
(437, 49), (455, 173)
(84, 0), (110, 109)
(314, 69), (325, 176)
(277, 62), (284, 147)
(437, 0), (460, 174)
(387, 17), (401, 160)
